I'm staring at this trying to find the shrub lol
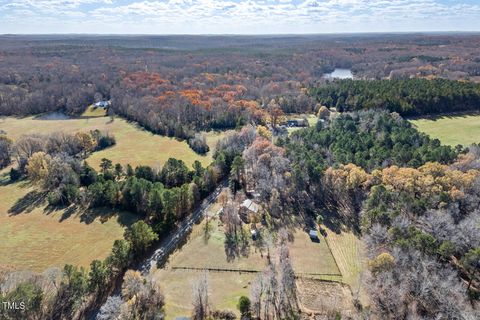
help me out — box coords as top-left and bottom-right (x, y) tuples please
(237, 296), (251, 316)
(188, 133), (210, 154)
(369, 252), (395, 274)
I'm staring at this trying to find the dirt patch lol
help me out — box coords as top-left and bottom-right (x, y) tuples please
(297, 278), (356, 318)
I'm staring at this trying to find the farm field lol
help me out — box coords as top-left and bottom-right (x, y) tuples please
(0, 114), (229, 169)
(151, 202), (341, 318)
(323, 227), (367, 303)
(0, 169), (137, 272)
(409, 113), (480, 146)
(296, 278), (356, 317)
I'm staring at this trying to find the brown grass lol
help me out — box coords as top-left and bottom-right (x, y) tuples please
(0, 170), (137, 272)
(0, 115), (230, 169)
(289, 229), (341, 281)
(296, 278), (356, 317)
(81, 105), (107, 117)
(150, 201), (342, 318)
(154, 269), (254, 319)
(323, 226), (369, 305)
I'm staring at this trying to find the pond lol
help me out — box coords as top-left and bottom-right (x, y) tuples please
(324, 68), (354, 79)
(34, 112), (71, 120)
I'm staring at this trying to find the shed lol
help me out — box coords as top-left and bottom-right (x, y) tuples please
(309, 229), (319, 242)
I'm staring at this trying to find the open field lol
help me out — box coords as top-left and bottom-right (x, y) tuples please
(0, 170), (137, 272)
(289, 229), (341, 280)
(151, 201), (341, 318)
(0, 114), (228, 272)
(410, 113), (480, 147)
(166, 214), (268, 272)
(0, 114), (229, 169)
(322, 227), (367, 304)
(165, 217), (340, 277)
(154, 269), (254, 318)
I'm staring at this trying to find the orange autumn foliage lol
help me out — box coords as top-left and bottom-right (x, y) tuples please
(374, 162), (480, 201)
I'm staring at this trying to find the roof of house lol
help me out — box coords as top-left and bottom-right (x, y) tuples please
(94, 100), (110, 107)
(241, 199), (259, 213)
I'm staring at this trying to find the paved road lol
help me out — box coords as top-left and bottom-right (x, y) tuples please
(138, 181), (226, 275)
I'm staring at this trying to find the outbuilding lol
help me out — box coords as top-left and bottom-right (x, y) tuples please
(309, 229), (319, 242)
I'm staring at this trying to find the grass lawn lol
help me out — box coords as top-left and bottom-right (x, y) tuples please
(409, 113), (480, 147)
(288, 229), (341, 281)
(168, 215), (268, 272)
(0, 115), (230, 169)
(0, 170), (137, 272)
(151, 201), (341, 318)
(154, 269), (254, 319)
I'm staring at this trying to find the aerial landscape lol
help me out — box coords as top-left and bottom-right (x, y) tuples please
(1, 1), (480, 320)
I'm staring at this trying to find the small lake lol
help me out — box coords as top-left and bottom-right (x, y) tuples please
(324, 68), (354, 79)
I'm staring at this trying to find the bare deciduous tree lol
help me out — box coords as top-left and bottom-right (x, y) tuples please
(192, 270), (210, 320)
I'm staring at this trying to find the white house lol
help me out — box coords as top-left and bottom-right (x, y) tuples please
(94, 100), (111, 108)
(240, 199), (259, 214)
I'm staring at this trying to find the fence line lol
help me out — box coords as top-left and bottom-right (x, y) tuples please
(170, 266), (343, 281)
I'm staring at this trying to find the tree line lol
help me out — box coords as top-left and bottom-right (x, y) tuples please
(310, 78), (480, 116)
(1, 129), (115, 172)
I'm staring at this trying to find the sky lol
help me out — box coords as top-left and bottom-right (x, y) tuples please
(0, 0), (480, 34)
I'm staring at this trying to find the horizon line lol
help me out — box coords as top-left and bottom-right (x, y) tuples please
(2, 31), (480, 37)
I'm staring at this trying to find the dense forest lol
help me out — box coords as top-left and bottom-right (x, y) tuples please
(310, 78), (480, 116)
(282, 110), (458, 173)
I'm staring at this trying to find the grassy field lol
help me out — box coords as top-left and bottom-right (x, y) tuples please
(410, 113), (480, 146)
(154, 269), (254, 318)
(152, 202), (340, 319)
(0, 170), (137, 272)
(289, 229), (341, 280)
(0, 114), (229, 169)
(0, 113), (229, 272)
(81, 105), (107, 117)
(322, 228), (366, 299)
